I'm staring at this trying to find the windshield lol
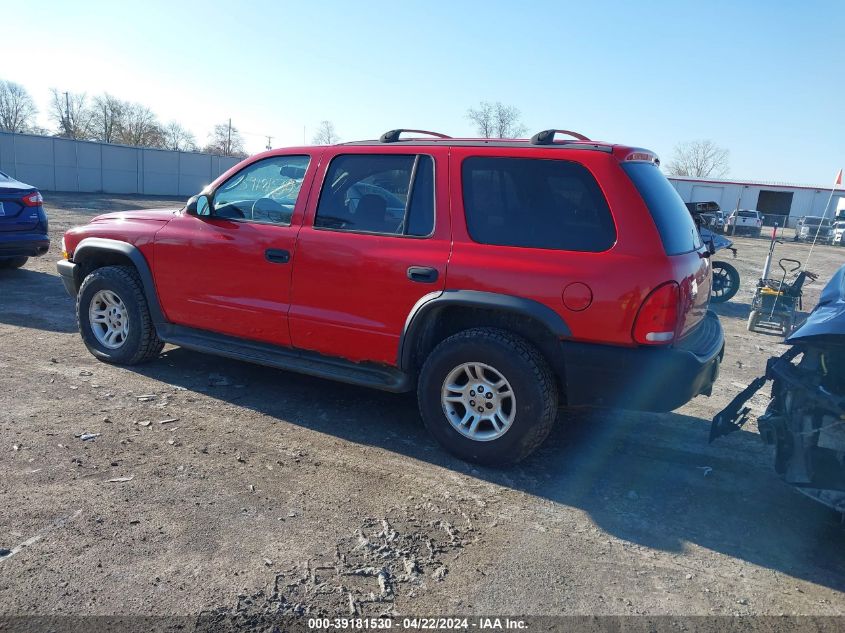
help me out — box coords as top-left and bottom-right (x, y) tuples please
(804, 217), (831, 226)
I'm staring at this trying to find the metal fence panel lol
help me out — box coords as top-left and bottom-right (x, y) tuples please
(0, 131), (241, 197)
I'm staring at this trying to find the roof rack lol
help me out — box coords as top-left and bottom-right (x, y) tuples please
(530, 129), (591, 145)
(380, 129), (452, 143)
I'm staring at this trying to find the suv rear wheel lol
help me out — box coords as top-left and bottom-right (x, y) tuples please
(77, 265), (164, 364)
(418, 328), (558, 465)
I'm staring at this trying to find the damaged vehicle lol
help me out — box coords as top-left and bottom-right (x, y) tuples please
(711, 264), (845, 513)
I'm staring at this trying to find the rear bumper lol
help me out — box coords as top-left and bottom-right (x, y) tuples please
(0, 232), (50, 258)
(561, 310), (725, 412)
(57, 259), (79, 296)
(729, 225), (761, 235)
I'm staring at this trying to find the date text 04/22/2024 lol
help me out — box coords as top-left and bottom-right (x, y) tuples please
(306, 618), (528, 630)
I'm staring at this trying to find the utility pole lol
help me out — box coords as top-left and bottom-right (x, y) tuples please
(265, 136), (272, 151)
(226, 118), (232, 156)
(63, 91), (71, 138)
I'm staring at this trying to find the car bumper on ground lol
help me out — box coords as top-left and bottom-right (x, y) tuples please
(56, 259), (79, 296)
(0, 233), (50, 258)
(561, 310), (725, 412)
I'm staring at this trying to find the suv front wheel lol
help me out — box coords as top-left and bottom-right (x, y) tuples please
(77, 265), (164, 365)
(418, 328), (558, 465)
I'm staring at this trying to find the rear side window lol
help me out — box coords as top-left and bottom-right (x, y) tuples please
(314, 154), (434, 237)
(622, 162), (702, 255)
(461, 157), (616, 252)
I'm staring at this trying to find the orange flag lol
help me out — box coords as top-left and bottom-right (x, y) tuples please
(836, 169), (843, 187)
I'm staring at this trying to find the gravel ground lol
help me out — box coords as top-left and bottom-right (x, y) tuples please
(1, 193), (844, 622)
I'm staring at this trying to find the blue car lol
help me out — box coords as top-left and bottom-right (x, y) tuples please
(0, 171), (49, 269)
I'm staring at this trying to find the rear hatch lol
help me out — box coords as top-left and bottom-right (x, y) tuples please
(0, 174), (40, 232)
(621, 160), (712, 338)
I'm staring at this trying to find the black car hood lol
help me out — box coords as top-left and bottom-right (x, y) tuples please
(700, 227), (734, 252)
(788, 264), (845, 342)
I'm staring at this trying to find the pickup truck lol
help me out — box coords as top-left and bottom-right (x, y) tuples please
(726, 209), (763, 237)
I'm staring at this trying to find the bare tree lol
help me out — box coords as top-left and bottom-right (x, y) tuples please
(49, 88), (92, 139)
(467, 101), (526, 138)
(161, 121), (197, 151)
(466, 102), (494, 138)
(115, 102), (163, 147)
(312, 120), (339, 145)
(666, 140), (730, 178)
(89, 93), (125, 143)
(0, 80), (38, 133)
(204, 121), (246, 157)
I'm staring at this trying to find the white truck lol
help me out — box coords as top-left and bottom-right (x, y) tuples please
(726, 209), (763, 237)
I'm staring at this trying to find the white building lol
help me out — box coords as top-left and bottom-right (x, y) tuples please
(669, 176), (845, 228)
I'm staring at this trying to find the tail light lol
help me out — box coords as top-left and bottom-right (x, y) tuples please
(633, 282), (680, 345)
(22, 192), (43, 207)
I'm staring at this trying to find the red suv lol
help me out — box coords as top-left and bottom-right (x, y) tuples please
(57, 129), (724, 464)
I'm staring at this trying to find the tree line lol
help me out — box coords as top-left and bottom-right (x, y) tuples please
(0, 79), (247, 157)
(1, 79), (731, 175)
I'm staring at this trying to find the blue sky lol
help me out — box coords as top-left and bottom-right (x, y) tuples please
(3, 0), (842, 185)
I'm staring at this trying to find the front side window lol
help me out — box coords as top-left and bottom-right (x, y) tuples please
(314, 154), (434, 236)
(213, 155), (310, 225)
(462, 157), (616, 252)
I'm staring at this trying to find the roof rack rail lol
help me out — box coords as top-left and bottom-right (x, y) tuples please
(380, 129), (452, 143)
(530, 129), (591, 145)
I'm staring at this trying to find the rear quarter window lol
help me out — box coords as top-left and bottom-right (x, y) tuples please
(461, 157), (616, 252)
(622, 162), (702, 255)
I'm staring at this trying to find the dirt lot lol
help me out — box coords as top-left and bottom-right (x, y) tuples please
(1, 193), (844, 622)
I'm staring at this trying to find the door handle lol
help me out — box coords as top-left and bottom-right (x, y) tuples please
(265, 249), (291, 264)
(407, 266), (438, 283)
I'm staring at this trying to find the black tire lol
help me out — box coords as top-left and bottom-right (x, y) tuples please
(77, 265), (164, 365)
(710, 260), (740, 303)
(0, 256), (28, 269)
(747, 310), (760, 332)
(417, 328), (558, 465)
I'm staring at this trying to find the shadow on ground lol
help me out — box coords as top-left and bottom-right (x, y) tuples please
(131, 345), (845, 593)
(0, 268), (76, 333)
(712, 301), (752, 321)
(4, 266), (843, 590)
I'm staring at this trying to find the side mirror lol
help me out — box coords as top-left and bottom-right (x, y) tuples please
(186, 194), (212, 217)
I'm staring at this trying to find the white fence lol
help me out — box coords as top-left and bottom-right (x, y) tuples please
(0, 131), (241, 197)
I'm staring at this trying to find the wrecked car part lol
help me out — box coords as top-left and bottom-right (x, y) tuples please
(711, 264), (845, 511)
